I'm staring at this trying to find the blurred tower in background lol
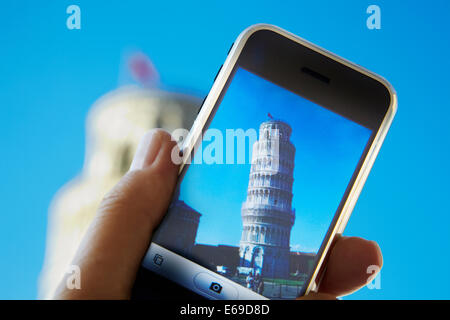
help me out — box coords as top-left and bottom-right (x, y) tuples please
(38, 52), (200, 298)
(239, 118), (296, 278)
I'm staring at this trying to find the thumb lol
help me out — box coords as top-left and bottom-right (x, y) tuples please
(54, 129), (179, 299)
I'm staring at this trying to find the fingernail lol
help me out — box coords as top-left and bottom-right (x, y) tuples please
(129, 130), (162, 170)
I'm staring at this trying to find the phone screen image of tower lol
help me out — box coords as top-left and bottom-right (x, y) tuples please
(149, 67), (373, 299)
(239, 119), (295, 279)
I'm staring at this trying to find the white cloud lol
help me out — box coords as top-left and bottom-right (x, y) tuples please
(290, 243), (317, 253)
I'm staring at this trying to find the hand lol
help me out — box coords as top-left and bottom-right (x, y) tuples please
(54, 129), (382, 300)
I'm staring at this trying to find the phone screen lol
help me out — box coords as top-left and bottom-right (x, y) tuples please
(144, 67), (373, 299)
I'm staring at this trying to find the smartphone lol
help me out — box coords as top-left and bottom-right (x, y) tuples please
(138, 24), (397, 300)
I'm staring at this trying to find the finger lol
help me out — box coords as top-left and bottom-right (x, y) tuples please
(317, 236), (383, 297)
(54, 129), (179, 299)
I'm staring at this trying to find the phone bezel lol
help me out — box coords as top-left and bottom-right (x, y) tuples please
(152, 23), (397, 298)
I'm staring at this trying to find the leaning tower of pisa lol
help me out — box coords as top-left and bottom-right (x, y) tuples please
(239, 117), (296, 279)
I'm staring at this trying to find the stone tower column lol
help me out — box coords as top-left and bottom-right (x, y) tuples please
(239, 118), (296, 278)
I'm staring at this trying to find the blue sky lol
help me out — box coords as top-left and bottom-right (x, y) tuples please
(1, 0), (450, 299)
(179, 68), (371, 253)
